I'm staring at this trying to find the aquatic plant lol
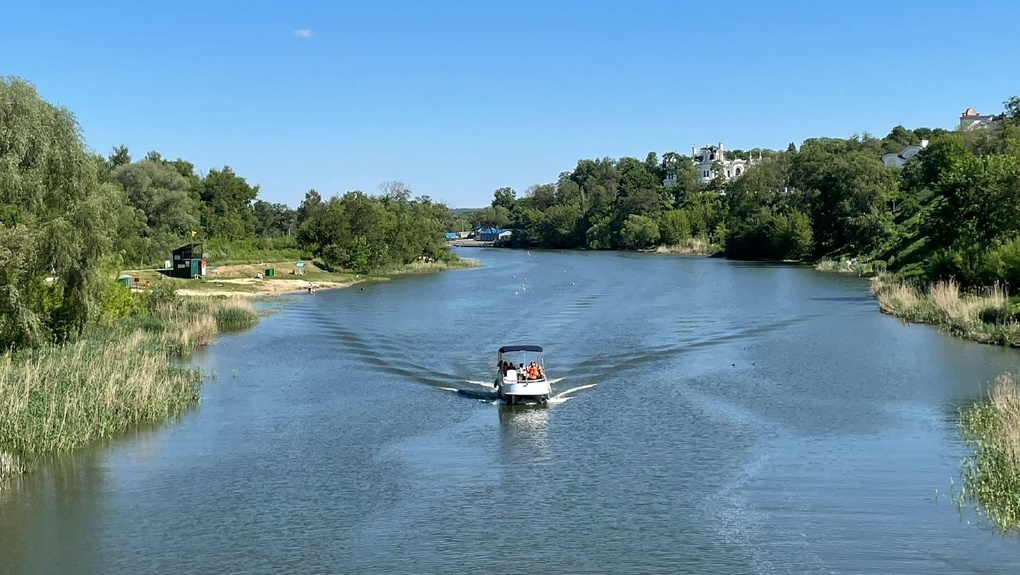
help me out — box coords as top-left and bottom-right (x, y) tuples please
(0, 329), (202, 482)
(211, 297), (258, 332)
(0, 292), (260, 484)
(959, 371), (1020, 534)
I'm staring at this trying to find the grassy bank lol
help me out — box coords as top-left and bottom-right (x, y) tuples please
(0, 295), (257, 484)
(959, 371), (1020, 534)
(870, 274), (1020, 346)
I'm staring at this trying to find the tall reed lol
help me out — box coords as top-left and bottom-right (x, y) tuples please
(0, 294), (259, 484)
(871, 274), (1020, 345)
(0, 330), (202, 481)
(959, 372), (1020, 533)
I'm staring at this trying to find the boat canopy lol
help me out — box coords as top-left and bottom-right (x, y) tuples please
(498, 344), (543, 354)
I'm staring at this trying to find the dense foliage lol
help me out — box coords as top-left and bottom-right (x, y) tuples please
(4, 72), (1020, 348)
(295, 183), (456, 274)
(472, 98), (1020, 291)
(0, 77), (119, 349)
(0, 77), (461, 351)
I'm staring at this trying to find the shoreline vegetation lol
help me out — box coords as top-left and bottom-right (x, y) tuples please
(870, 274), (1020, 347)
(0, 76), (482, 486)
(958, 372), (1020, 534)
(0, 256), (477, 485)
(4, 74), (1020, 529)
(0, 291), (256, 483)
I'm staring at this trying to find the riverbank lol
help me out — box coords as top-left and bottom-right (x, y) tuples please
(124, 257), (483, 297)
(0, 258), (480, 485)
(870, 273), (1020, 531)
(0, 295), (257, 484)
(869, 274), (1020, 347)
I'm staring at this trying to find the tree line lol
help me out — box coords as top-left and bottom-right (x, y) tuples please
(468, 97), (1020, 288)
(0, 77), (460, 350)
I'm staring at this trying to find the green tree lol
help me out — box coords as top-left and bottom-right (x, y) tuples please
(619, 214), (660, 249)
(0, 77), (119, 349)
(659, 210), (692, 245)
(198, 167), (258, 240)
(296, 189), (326, 227)
(491, 187), (516, 211)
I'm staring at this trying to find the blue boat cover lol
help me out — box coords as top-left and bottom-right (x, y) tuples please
(499, 344), (543, 353)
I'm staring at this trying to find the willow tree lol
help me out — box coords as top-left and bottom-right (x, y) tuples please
(0, 77), (117, 349)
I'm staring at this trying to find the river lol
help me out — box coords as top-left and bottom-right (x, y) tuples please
(2, 248), (1020, 574)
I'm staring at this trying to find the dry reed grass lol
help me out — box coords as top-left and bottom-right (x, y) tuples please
(871, 274), (1020, 345)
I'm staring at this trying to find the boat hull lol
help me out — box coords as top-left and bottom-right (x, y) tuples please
(495, 379), (551, 404)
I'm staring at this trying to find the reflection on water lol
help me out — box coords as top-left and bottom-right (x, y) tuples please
(3, 249), (1020, 574)
(498, 404), (550, 444)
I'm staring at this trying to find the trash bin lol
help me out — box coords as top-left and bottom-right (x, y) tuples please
(265, 268), (275, 277)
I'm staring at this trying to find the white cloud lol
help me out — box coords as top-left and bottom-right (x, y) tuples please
(294, 29), (314, 39)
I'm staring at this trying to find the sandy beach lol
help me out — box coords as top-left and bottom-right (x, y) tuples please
(174, 277), (361, 297)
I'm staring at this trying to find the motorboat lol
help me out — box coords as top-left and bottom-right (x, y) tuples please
(494, 344), (551, 405)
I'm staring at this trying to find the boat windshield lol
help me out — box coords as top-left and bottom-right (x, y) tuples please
(497, 351), (546, 381)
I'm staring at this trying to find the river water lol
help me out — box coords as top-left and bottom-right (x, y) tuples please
(2, 249), (1020, 574)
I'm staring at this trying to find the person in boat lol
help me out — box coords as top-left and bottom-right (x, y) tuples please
(527, 362), (539, 380)
(518, 363), (526, 381)
(536, 364), (545, 380)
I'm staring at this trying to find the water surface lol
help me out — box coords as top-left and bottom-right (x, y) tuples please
(2, 249), (1019, 574)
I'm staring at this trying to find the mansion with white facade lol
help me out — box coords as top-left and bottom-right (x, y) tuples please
(663, 143), (759, 186)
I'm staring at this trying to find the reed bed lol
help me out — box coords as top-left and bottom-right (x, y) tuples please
(0, 330), (202, 482)
(0, 294), (259, 484)
(959, 372), (1020, 533)
(871, 274), (1020, 345)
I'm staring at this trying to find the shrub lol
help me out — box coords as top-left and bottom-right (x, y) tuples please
(99, 282), (145, 325)
(145, 278), (179, 313)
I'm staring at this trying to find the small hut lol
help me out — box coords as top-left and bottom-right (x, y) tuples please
(168, 243), (207, 279)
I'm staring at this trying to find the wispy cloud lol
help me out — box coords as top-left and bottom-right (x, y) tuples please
(294, 29), (314, 39)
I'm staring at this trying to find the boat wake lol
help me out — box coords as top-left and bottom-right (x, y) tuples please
(463, 379), (496, 388)
(448, 379), (596, 405)
(548, 383), (597, 404)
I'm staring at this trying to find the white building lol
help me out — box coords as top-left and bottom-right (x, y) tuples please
(882, 139), (929, 168)
(662, 143), (758, 186)
(959, 107), (1003, 131)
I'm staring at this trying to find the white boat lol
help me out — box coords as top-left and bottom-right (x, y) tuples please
(494, 344), (551, 405)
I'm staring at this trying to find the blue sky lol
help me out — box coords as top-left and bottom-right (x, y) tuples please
(3, 0), (1018, 208)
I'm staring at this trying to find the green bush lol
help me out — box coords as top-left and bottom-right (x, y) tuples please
(145, 278), (179, 313)
(99, 282), (145, 325)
